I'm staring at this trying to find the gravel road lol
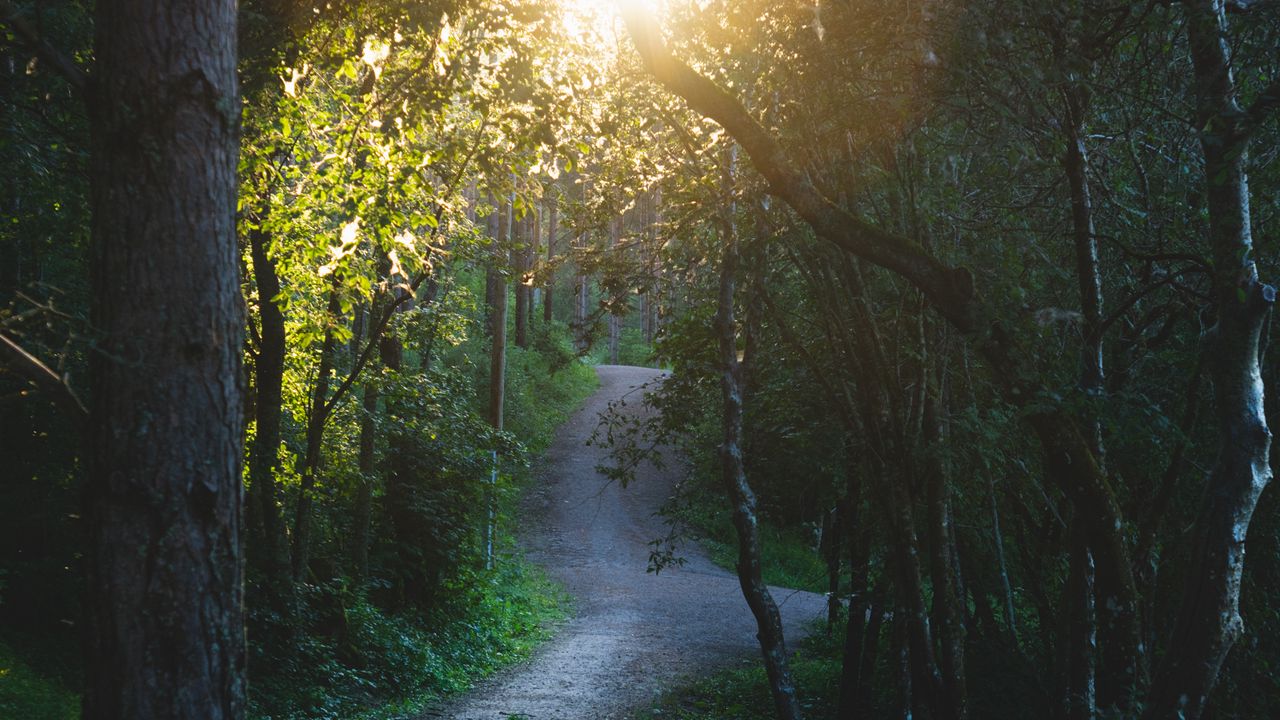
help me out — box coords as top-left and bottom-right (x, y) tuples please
(425, 365), (826, 720)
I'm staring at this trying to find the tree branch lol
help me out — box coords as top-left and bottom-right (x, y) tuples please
(0, 332), (88, 430)
(0, 0), (87, 93)
(620, 6), (978, 332)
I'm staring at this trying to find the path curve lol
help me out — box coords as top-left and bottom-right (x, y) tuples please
(426, 365), (826, 719)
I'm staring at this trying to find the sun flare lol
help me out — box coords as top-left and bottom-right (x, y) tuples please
(557, 0), (663, 47)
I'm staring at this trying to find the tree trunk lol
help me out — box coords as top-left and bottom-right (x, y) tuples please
(608, 217), (621, 364)
(716, 157), (802, 720)
(514, 207), (530, 349)
(544, 197), (557, 325)
(821, 507), (841, 628)
(292, 286), (341, 581)
(1143, 4), (1275, 717)
(836, 459), (872, 719)
(574, 268), (589, 351)
(924, 395), (968, 719)
(1062, 514), (1096, 720)
(352, 371), (378, 582)
(247, 224), (291, 581)
(83, 0), (244, 715)
(489, 195), (510, 430)
(1061, 88), (1105, 718)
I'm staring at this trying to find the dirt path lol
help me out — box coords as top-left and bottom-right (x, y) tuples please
(425, 365), (826, 720)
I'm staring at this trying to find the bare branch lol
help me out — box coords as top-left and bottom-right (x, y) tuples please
(0, 332), (87, 430)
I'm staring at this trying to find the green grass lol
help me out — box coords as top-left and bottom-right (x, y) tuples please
(0, 640), (79, 720)
(345, 560), (568, 720)
(638, 621), (844, 720)
(703, 526), (829, 595)
(674, 488), (829, 595)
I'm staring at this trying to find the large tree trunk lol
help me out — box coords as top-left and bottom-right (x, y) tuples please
(1143, 3), (1275, 717)
(83, 0), (245, 716)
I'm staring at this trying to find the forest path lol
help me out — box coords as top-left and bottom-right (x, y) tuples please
(424, 365), (826, 720)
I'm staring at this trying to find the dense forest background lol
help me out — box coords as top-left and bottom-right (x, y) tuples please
(2, 0), (1279, 719)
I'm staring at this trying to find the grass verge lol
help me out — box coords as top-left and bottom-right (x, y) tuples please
(638, 620), (843, 720)
(672, 487), (829, 595)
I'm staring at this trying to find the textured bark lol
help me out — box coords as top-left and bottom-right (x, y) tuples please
(1143, 3), (1276, 717)
(83, 0), (244, 716)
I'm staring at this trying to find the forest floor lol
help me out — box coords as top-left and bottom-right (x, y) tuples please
(424, 365), (826, 720)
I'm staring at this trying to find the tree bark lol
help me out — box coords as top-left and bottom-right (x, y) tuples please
(1143, 3), (1276, 717)
(83, 0), (245, 715)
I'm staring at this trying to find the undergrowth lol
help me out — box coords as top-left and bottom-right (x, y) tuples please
(671, 486), (829, 595)
(0, 640), (79, 720)
(639, 620), (843, 720)
(249, 322), (597, 719)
